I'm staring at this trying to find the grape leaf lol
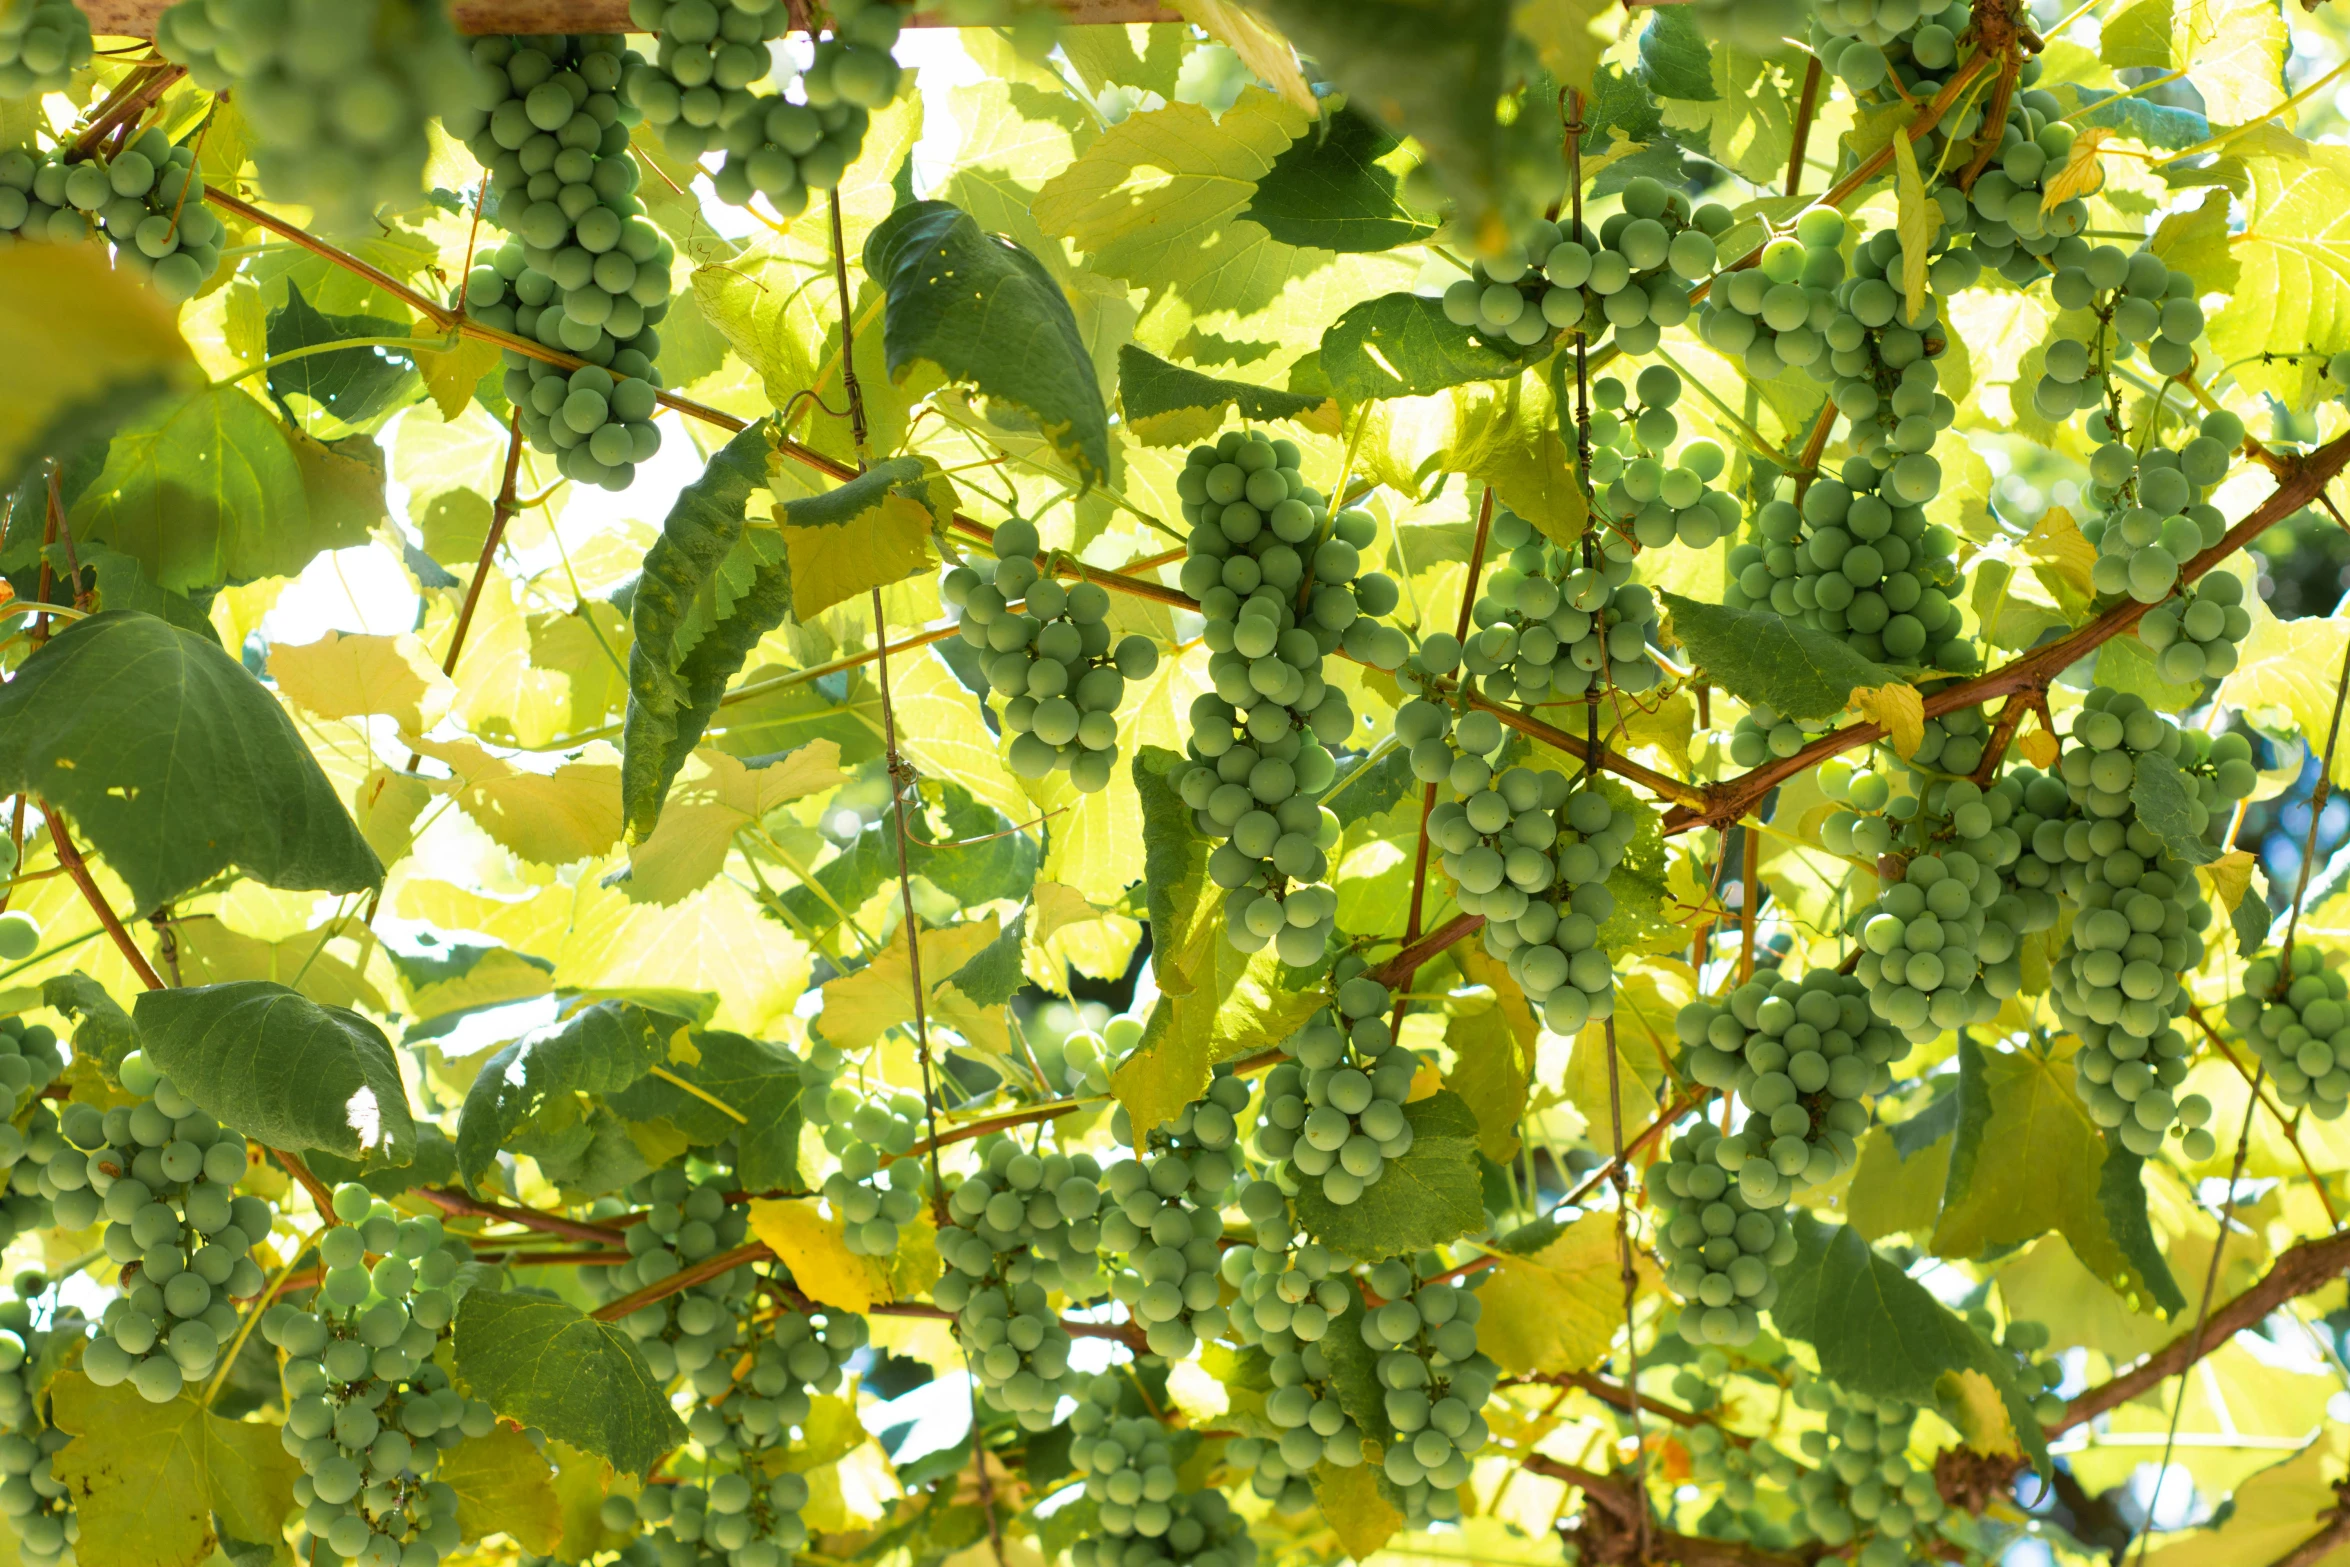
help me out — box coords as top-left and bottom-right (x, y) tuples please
(38, 972), (137, 1074)
(0, 244), (198, 499)
(1241, 106), (1436, 254)
(943, 912), (1027, 1008)
(1659, 592), (1899, 723)
(2206, 128), (2350, 409)
(1132, 746), (1215, 999)
(453, 1291), (687, 1477)
(1117, 345), (1330, 447)
(1291, 1091), (1485, 1259)
(777, 455), (942, 621)
(1474, 1212), (1631, 1375)
(50, 1373), (300, 1567)
(262, 284), (422, 427)
(620, 420), (785, 839)
(439, 1426), (563, 1556)
(132, 981), (417, 1164)
(455, 1001), (685, 1192)
(1116, 939), (1321, 1141)
(2131, 751), (2221, 866)
(2053, 85), (2209, 151)
(0, 611), (383, 916)
(601, 1029), (806, 1191)
(863, 199), (1109, 489)
(1320, 294), (1550, 403)
(1774, 1212), (2052, 1477)
(2097, 1131), (2188, 1317)
(306, 1124), (460, 1199)
(1637, 7), (1716, 101)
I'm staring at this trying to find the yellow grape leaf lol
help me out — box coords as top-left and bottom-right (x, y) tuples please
(414, 334), (503, 423)
(270, 630), (453, 731)
(404, 945), (554, 1023)
(777, 1389), (871, 1474)
(816, 918), (1002, 1048)
(1032, 880), (1102, 943)
(1311, 1461), (1402, 1562)
(546, 1442), (636, 1565)
(1510, 0), (1622, 100)
(1167, 0), (1315, 115)
(2023, 505), (2097, 600)
(888, 1208), (943, 1302)
(1474, 1214), (1635, 1376)
(2219, 609), (2350, 787)
(2040, 126), (2113, 214)
(440, 1426), (563, 1555)
(1937, 1369), (2020, 1457)
(50, 1372), (299, 1567)
(0, 245), (198, 483)
(1852, 682), (1926, 760)
(409, 736), (625, 866)
(1450, 949), (1535, 1162)
(780, 490), (935, 624)
(2141, 1429), (2350, 1567)
(1406, 1059), (1444, 1101)
(931, 978), (1014, 1061)
(2200, 850), (2259, 917)
(1615, 691), (1695, 773)
(1892, 128), (1937, 325)
(623, 743), (848, 902)
(169, 914), (384, 1013)
(2176, 0), (2288, 126)
(2017, 724), (2059, 769)
(748, 1197), (887, 1313)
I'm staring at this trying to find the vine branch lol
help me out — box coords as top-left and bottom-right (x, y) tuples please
(40, 802), (163, 991)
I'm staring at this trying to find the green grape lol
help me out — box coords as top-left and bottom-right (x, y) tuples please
(0, 1278), (91, 1567)
(1728, 701), (1825, 769)
(1578, 368), (1742, 553)
(1967, 1310), (2071, 1429)
(0, 133), (226, 300)
(1459, 514), (1662, 702)
(154, 0), (473, 229)
(1356, 1254), (1497, 1527)
(1646, 1125), (1794, 1346)
(1100, 1071), (1249, 1356)
(2231, 946), (2350, 1122)
(1068, 1375), (1258, 1567)
(946, 522), (1160, 793)
(936, 1135), (1103, 1425)
(2136, 569), (2252, 686)
(1849, 773), (2035, 1041)
(0, 2), (90, 100)
(1252, 958), (1419, 1207)
(803, 1059), (931, 1259)
(1223, 1331), (1367, 1513)
(589, 1167), (760, 1388)
(1453, 178), (1715, 358)
(2080, 412), (2234, 607)
(1223, 1230), (1359, 1362)
(1789, 1372), (1945, 1557)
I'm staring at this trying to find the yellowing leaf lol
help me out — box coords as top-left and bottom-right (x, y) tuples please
(1474, 1215), (1638, 1376)
(1511, 0), (1622, 99)
(779, 492), (936, 623)
(2023, 505), (2097, 600)
(816, 918), (1002, 1049)
(546, 1441), (637, 1565)
(748, 1197), (889, 1312)
(1851, 682), (1926, 760)
(50, 1372), (300, 1567)
(1311, 1460), (1403, 1563)
(440, 1425), (564, 1555)
(2209, 129), (2350, 409)
(1167, 0), (1315, 115)
(1892, 128), (1937, 326)
(0, 245), (198, 484)
(1937, 1368), (2020, 1457)
(2200, 850), (2259, 917)
(415, 334), (503, 423)
(623, 743), (847, 903)
(411, 736), (625, 866)
(2040, 126), (2113, 214)
(1450, 949), (1534, 1162)
(270, 630), (453, 731)
(2177, 0), (2288, 125)
(2018, 724), (2059, 769)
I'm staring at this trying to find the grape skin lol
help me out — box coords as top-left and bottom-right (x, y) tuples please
(1254, 961), (1416, 1207)
(2231, 947), (2350, 1123)
(1356, 1256), (1496, 1528)
(1442, 178), (1724, 358)
(0, 2), (90, 99)
(1789, 1373), (1945, 1563)
(1102, 1075), (1249, 1356)
(1647, 1125), (1794, 1347)
(0, 134), (226, 303)
(1068, 1375), (1256, 1567)
(0, 1263), (87, 1567)
(2080, 410), (2236, 607)
(936, 1136), (1104, 1428)
(1457, 512), (1665, 702)
(2033, 247), (2206, 418)
(805, 1061), (929, 1259)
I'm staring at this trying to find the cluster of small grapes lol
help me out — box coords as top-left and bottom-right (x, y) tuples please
(263, 1184), (490, 1567)
(0, 1018), (66, 1244)
(71, 1055), (271, 1403)
(625, 0), (909, 214)
(1682, 1421), (1806, 1531)
(2228, 947), (2350, 1121)
(1994, 765), (2081, 936)
(1175, 431), (1402, 962)
(1963, 1311), (2069, 1428)
(617, 1464), (813, 1567)
(1586, 369), (1741, 551)
(2036, 248), (2208, 417)
(1222, 1227), (1356, 1358)
(2078, 413), (2242, 605)
(1447, 520), (1663, 703)
(2138, 571), (2252, 684)
(452, 35), (672, 491)
(1102, 1085), (1245, 1357)
(806, 1073), (927, 1259)
(0, 1277), (87, 1567)
(1789, 1375), (1947, 1567)
(0, 133), (226, 301)
(1255, 962), (1416, 1206)
(1959, 91), (2096, 252)
(936, 1136), (1104, 1427)
(1031, 1014), (1125, 1097)
(155, 0), (472, 229)
(1227, 1332), (1370, 1513)
(1854, 821), (2020, 1041)
(942, 518), (1161, 792)
(592, 1169), (759, 1386)
(1809, 0), (1967, 82)
(1067, 1377), (1257, 1567)
(1441, 184), (1727, 352)
(1673, 970), (1906, 1205)
(1729, 702), (1826, 769)
(0, 1), (88, 98)
(1729, 462), (1970, 668)
(1826, 235), (1960, 483)
(1647, 1122), (1796, 1347)
(1358, 1256), (1496, 1525)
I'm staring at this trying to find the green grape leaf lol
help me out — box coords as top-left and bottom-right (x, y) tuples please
(602, 1030), (806, 1191)
(863, 199), (1109, 489)
(1658, 592), (1899, 723)
(2053, 85), (2209, 151)
(2131, 751), (2221, 866)
(132, 981), (417, 1164)
(1132, 746), (1215, 999)
(1241, 106), (1437, 253)
(2096, 1131), (2188, 1316)
(1589, 776), (1676, 955)
(2206, 129), (2350, 409)
(1320, 293), (1550, 403)
(2232, 879), (2274, 957)
(307, 1123), (460, 1199)
(1636, 7), (1716, 101)
(39, 972), (137, 1074)
(772, 785), (1037, 935)
(453, 1291), (687, 1477)
(262, 284), (422, 427)
(2150, 188), (2238, 289)
(438, 1426), (564, 1556)
(50, 1373), (300, 1567)
(1931, 1035), (2180, 1314)
(1326, 745), (1416, 827)
(1774, 1212), (2052, 1477)
(72, 542), (220, 643)
(620, 420), (787, 839)
(1116, 938), (1323, 1140)
(2094, 635), (2203, 714)
(1315, 1288), (1395, 1452)
(455, 1001), (685, 1192)
(2101, 0), (2170, 68)
(776, 455), (941, 621)
(1291, 1091), (1486, 1259)
(0, 611), (383, 916)
(943, 912), (1027, 1008)
(1117, 344), (1330, 447)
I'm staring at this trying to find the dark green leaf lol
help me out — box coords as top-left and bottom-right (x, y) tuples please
(1580, 65), (1663, 150)
(2052, 85), (2209, 150)
(1774, 1212), (2051, 1476)
(38, 973), (136, 1075)
(1292, 1091), (1485, 1259)
(1660, 592), (1898, 722)
(1638, 8), (1716, 100)
(263, 285), (421, 427)
(774, 786), (1036, 936)
(602, 1031), (805, 1191)
(1591, 137), (1710, 200)
(621, 420), (788, 838)
(1320, 294), (1549, 404)
(1242, 107), (1436, 253)
(944, 913), (1026, 1007)
(0, 612), (382, 915)
(132, 982), (416, 1164)
(1326, 745), (1416, 827)
(307, 1124), (459, 1199)
(2096, 1132), (2186, 1316)
(1888, 1088), (1959, 1159)
(864, 199), (1108, 487)
(1133, 746), (1212, 996)
(2232, 880), (2272, 958)
(1116, 345), (1327, 446)
(1315, 1288), (1393, 1452)
(2131, 752), (2220, 865)
(453, 1291), (686, 1476)
(71, 543), (219, 643)
(454, 1002), (682, 1192)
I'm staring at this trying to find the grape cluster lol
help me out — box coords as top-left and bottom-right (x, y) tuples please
(1647, 1123), (1795, 1346)
(0, 135), (226, 301)
(1255, 960), (1415, 1206)
(1446, 179), (1721, 356)
(1102, 1081), (1246, 1357)
(71, 1055), (270, 1404)
(1222, 1228), (1357, 1358)
(593, 1168), (758, 1386)
(1729, 702), (1825, 769)
(1358, 1256), (1496, 1525)
(1682, 1420), (1805, 1525)
(1586, 369), (1740, 551)
(1674, 970), (1904, 1204)
(808, 1075), (928, 1259)
(619, 1463), (813, 1567)
(2041, 245), (2208, 408)
(1789, 1375), (1946, 1565)
(936, 1136), (1104, 1427)
(1175, 431), (1402, 963)
(1729, 461), (1969, 668)
(154, 0), (472, 229)
(2137, 570), (2252, 684)
(1226, 1333), (1368, 1512)
(263, 1184), (490, 1567)
(1965, 1311), (2069, 1428)
(452, 34), (672, 491)
(1956, 91), (2097, 262)
(2079, 413), (2240, 604)
(0, 1280), (87, 1567)
(0, 1018), (65, 1243)
(1448, 519), (1663, 702)
(0, 3), (88, 99)
(1853, 794), (2023, 1041)
(1067, 1378), (1257, 1567)
(943, 519), (1161, 793)
(2229, 947), (2350, 1122)
(1032, 1016), (1124, 1098)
